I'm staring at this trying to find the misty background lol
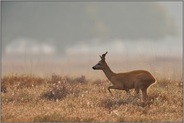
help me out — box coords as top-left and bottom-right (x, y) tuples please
(1, 2), (183, 77)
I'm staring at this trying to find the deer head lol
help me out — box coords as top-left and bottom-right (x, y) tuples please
(92, 52), (108, 70)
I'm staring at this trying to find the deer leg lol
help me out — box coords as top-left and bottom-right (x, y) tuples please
(134, 87), (140, 96)
(108, 85), (120, 96)
(141, 87), (148, 102)
(108, 86), (113, 96)
(135, 88), (139, 95)
(125, 89), (131, 95)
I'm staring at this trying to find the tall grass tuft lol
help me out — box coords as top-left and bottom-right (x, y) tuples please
(40, 78), (70, 100)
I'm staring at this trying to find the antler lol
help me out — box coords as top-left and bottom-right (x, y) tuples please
(100, 51), (108, 61)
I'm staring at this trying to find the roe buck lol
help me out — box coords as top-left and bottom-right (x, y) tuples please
(92, 52), (156, 101)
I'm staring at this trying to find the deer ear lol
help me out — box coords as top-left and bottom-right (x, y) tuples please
(99, 55), (102, 59)
(102, 51), (108, 57)
(104, 51), (108, 56)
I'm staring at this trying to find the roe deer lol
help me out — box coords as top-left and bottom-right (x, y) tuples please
(92, 52), (156, 101)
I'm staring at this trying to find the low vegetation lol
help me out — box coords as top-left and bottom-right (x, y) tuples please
(1, 72), (182, 122)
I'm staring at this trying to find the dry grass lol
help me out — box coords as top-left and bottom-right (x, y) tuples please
(1, 72), (182, 122)
(1, 55), (183, 122)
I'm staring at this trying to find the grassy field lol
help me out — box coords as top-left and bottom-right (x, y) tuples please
(1, 56), (183, 122)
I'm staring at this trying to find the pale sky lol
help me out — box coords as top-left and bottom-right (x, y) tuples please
(159, 2), (182, 35)
(2, 1), (183, 58)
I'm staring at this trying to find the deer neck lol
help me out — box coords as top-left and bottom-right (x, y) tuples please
(102, 62), (115, 81)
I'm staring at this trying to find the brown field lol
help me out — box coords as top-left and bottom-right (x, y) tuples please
(1, 55), (183, 122)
